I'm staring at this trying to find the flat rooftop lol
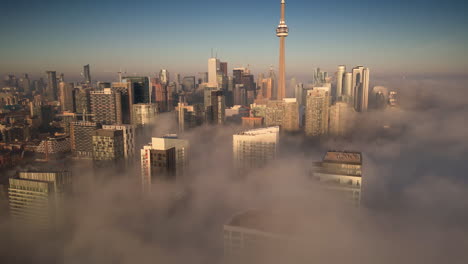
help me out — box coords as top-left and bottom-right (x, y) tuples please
(323, 151), (362, 165)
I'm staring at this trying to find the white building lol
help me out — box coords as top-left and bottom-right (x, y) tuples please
(233, 126), (279, 171)
(208, 57), (220, 88)
(335, 65), (346, 99)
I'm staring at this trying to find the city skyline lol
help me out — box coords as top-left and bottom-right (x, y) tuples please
(1, 0), (467, 79)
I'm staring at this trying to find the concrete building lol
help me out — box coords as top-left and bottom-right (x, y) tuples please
(281, 98), (299, 132)
(59, 82), (74, 112)
(140, 135), (188, 191)
(242, 117), (264, 128)
(83, 64), (91, 84)
(46, 71), (58, 101)
(132, 103), (158, 127)
(276, 0), (289, 100)
(208, 58), (220, 88)
(311, 151), (363, 206)
(176, 102), (204, 132)
(207, 90), (225, 125)
(224, 210), (298, 263)
(305, 89), (330, 137)
(92, 129), (124, 167)
(102, 124), (135, 161)
(90, 88), (123, 125)
(70, 121), (102, 158)
(329, 102), (355, 137)
(233, 126), (279, 171)
(336, 65), (346, 100)
(8, 170), (72, 231)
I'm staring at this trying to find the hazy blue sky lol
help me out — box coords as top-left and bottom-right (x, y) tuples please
(0, 0), (467, 81)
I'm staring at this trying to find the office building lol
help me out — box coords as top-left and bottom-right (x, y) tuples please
(342, 72), (353, 99)
(182, 76), (196, 91)
(70, 121), (102, 158)
(282, 98), (299, 132)
(8, 170), (72, 231)
(73, 87), (92, 117)
(83, 64), (91, 84)
(102, 124), (136, 160)
(305, 89), (330, 137)
(159, 69), (169, 85)
(90, 88), (123, 125)
(336, 65), (346, 100)
(233, 126), (279, 171)
(111, 82), (132, 124)
(176, 102), (204, 132)
(123, 76), (150, 104)
(59, 82), (74, 112)
(140, 135), (189, 191)
(208, 57), (220, 87)
(351, 66), (369, 111)
(207, 90), (225, 125)
(132, 103), (158, 127)
(311, 151), (363, 206)
(46, 71), (58, 101)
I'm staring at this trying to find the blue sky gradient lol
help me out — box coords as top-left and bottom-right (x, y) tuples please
(0, 0), (467, 81)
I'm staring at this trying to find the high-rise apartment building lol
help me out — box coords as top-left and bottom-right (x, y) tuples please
(8, 170), (72, 231)
(282, 98), (299, 132)
(102, 124), (135, 160)
(311, 151), (363, 206)
(233, 126), (279, 171)
(92, 129), (124, 166)
(342, 72), (353, 100)
(90, 88), (123, 125)
(305, 89), (330, 137)
(70, 121), (102, 158)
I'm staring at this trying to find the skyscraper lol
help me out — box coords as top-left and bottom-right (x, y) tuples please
(336, 65), (346, 100)
(59, 82), (74, 112)
(276, 0), (289, 100)
(305, 89), (330, 137)
(90, 88), (123, 125)
(233, 126), (279, 171)
(132, 103), (158, 127)
(123, 76), (150, 104)
(83, 64), (91, 84)
(208, 58), (220, 88)
(159, 69), (169, 85)
(46, 71), (58, 101)
(207, 90), (225, 125)
(329, 101), (355, 136)
(351, 66), (370, 112)
(342, 72), (353, 100)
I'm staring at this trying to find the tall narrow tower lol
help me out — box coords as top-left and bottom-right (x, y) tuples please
(276, 0), (288, 100)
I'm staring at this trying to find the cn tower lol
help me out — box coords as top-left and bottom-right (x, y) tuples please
(276, 0), (289, 100)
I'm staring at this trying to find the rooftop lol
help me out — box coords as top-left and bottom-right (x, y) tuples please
(323, 151), (362, 165)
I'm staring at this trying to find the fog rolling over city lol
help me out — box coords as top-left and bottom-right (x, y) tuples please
(1, 0), (468, 263)
(0, 76), (466, 264)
